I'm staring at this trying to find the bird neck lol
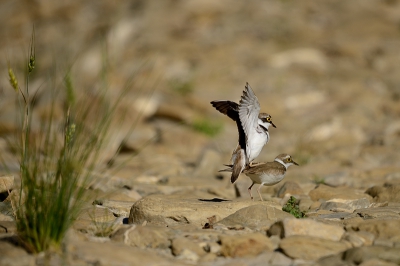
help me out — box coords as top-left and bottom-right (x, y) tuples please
(274, 158), (288, 170)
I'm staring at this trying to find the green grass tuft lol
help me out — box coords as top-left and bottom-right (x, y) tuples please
(191, 118), (222, 137)
(311, 174), (326, 185)
(282, 196), (306, 218)
(169, 79), (193, 96)
(6, 28), (123, 253)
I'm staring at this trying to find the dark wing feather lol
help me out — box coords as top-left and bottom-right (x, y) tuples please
(210, 100), (239, 121)
(211, 100), (246, 158)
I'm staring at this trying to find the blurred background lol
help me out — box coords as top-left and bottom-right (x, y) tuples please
(1, 0), (400, 195)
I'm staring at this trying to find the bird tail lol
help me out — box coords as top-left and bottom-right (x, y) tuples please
(218, 164), (233, 172)
(230, 149), (245, 184)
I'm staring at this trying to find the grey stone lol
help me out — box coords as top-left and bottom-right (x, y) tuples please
(355, 206), (400, 219)
(319, 198), (370, 212)
(314, 212), (358, 221)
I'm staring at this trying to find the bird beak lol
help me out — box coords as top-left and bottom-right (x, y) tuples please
(271, 122), (277, 128)
(293, 161), (299, 166)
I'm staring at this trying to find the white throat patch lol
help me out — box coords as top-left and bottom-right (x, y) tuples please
(274, 158), (288, 170)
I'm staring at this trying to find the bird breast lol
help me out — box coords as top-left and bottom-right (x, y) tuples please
(246, 171), (285, 186)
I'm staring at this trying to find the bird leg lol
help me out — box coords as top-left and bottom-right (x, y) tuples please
(257, 184), (264, 201)
(248, 182), (255, 201)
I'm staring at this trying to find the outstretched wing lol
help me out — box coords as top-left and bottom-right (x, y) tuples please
(211, 100), (246, 158)
(238, 83), (260, 162)
(210, 100), (239, 121)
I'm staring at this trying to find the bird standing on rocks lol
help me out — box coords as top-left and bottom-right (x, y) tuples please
(220, 153), (299, 201)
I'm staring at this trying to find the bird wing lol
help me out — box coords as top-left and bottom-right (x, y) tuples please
(244, 161), (285, 175)
(210, 100), (239, 121)
(238, 83), (261, 162)
(211, 100), (246, 161)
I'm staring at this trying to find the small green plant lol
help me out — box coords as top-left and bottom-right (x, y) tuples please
(311, 174), (326, 185)
(282, 196), (306, 218)
(192, 118), (222, 137)
(169, 79), (193, 96)
(6, 28), (123, 253)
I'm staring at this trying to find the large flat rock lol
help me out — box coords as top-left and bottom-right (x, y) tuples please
(128, 191), (283, 227)
(280, 235), (349, 261)
(309, 184), (372, 202)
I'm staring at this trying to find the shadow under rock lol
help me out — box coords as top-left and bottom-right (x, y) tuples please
(198, 198), (230, 202)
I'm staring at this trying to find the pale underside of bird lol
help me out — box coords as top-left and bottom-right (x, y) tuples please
(220, 153), (299, 201)
(211, 82), (276, 184)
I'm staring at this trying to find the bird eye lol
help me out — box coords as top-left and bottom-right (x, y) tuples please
(287, 158), (292, 162)
(266, 117), (271, 122)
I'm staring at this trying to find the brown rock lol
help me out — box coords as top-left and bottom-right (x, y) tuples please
(192, 149), (222, 178)
(94, 199), (135, 217)
(171, 237), (206, 258)
(217, 204), (293, 230)
(347, 219), (400, 241)
(360, 259), (398, 266)
(366, 183), (400, 203)
(343, 231), (374, 248)
(78, 206), (116, 223)
(316, 253), (347, 266)
(219, 233), (274, 258)
(275, 218), (345, 241)
(276, 181), (305, 198)
(0, 241), (35, 266)
(343, 246), (400, 265)
(309, 184), (372, 201)
(297, 197), (313, 213)
(68, 230), (186, 266)
(279, 235), (349, 261)
(128, 191), (282, 227)
(215, 251), (293, 265)
(0, 221), (16, 234)
(0, 176), (14, 194)
(111, 225), (171, 249)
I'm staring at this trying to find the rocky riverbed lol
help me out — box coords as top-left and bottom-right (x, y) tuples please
(1, 0), (400, 265)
